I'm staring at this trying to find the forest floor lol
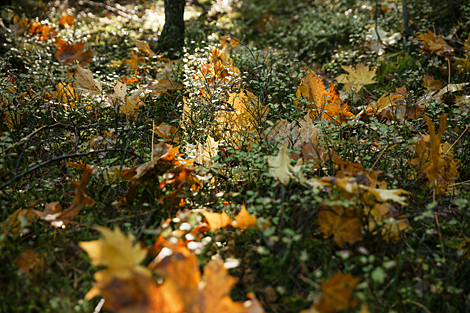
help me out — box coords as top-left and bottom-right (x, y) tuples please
(1, 0), (470, 312)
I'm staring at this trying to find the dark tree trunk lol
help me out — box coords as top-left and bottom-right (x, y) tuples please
(156, 0), (185, 59)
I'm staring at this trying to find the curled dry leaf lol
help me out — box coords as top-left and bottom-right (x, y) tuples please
(66, 64), (102, 97)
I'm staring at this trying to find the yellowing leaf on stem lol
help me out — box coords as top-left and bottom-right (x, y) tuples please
(409, 113), (459, 194)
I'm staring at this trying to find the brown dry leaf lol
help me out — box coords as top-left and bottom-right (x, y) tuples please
(123, 52), (142, 69)
(144, 78), (183, 96)
(335, 63), (377, 93)
(1, 200), (41, 235)
(334, 157), (387, 189)
(366, 203), (410, 240)
(364, 86), (416, 121)
(422, 75), (445, 91)
(317, 204), (363, 248)
(57, 166), (96, 225)
(154, 122), (179, 142)
(417, 29), (454, 56)
(98, 271), (156, 313)
(198, 47), (240, 84)
(55, 38), (93, 66)
(59, 12), (75, 27)
(11, 15), (31, 35)
(14, 248), (46, 280)
(33, 201), (63, 222)
(111, 81), (145, 118)
(296, 71), (353, 124)
(151, 244), (263, 313)
(314, 270), (359, 313)
(66, 64), (102, 97)
(232, 205), (258, 230)
(79, 226), (151, 300)
(409, 113), (459, 194)
(14, 248), (39, 274)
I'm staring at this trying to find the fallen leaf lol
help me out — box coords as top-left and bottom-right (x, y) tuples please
(66, 64), (102, 97)
(203, 210), (234, 230)
(417, 29), (454, 56)
(267, 145), (293, 185)
(366, 203), (410, 240)
(79, 226), (151, 300)
(335, 63), (377, 93)
(232, 205), (258, 230)
(133, 38), (156, 56)
(55, 38), (93, 66)
(59, 12), (75, 27)
(317, 204), (363, 248)
(314, 270), (359, 313)
(151, 244), (263, 313)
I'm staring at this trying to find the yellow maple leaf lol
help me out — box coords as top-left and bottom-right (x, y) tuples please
(203, 210), (234, 230)
(232, 205), (258, 230)
(79, 226), (151, 299)
(52, 82), (76, 106)
(335, 63), (377, 93)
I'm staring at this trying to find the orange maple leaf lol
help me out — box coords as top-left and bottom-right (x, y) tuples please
(295, 71), (353, 124)
(55, 38), (93, 66)
(150, 244), (263, 313)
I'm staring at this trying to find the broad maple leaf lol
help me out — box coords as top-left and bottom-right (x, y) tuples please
(417, 29), (454, 56)
(150, 244), (264, 313)
(79, 226), (151, 300)
(265, 114), (320, 149)
(364, 86), (416, 121)
(14, 248), (46, 279)
(295, 71), (353, 124)
(317, 203), (363, 248)
(314, 270), (359, 313)
(28, 22), (57, 41)
(55, 38), (93, 65)
(335, 63), (377, 93)
(111, 81), (144, 118)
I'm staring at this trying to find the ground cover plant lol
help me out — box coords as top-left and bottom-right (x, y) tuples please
(1, 0), (470, 312)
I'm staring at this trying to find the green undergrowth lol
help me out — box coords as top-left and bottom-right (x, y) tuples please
(1, 0), (470, 312)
